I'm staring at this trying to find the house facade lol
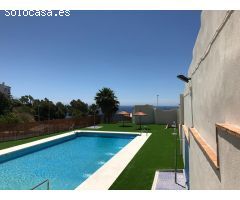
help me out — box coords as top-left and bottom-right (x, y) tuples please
(179, 10), (240, 189)
(0, 82), (11, 97)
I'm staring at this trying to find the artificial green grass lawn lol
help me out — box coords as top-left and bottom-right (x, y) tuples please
(0, 131), (68, 150)
(0, 123), (183, 190)
(84, 123), (183, 190)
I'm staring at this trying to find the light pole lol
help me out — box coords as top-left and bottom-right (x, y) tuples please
(175, 74), (191, 188)
(177, 75), (193, 127)
(172, 128), (178, 184)
(172, 129), (185, 187)
(157, 94), (159, 108)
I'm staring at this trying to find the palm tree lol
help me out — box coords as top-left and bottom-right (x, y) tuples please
(88, 104), (99, 115)
(95, 88), (119, 123)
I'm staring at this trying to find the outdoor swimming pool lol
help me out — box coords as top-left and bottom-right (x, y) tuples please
(0, 132), (136, 190)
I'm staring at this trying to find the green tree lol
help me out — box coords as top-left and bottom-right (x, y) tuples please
(11, 98), (22, 107)
(19, 95), (34, 106)
(88, 104), (99, 115)
(32, 99), (41, 121)
(95, 87), (119, 123)
(0, 92), (11, 115)
(69, 99), (88, 117)
(34, 98), (56, 121)
(55, 102), (67, 119)
(0, 112), (21, 124)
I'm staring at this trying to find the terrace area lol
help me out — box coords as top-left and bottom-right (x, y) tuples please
(0, 123), (183, 190)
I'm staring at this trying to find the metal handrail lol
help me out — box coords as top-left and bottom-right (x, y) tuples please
(31, 179), (50, 190)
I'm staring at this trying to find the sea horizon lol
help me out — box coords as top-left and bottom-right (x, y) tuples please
(118, 105), (178, 113)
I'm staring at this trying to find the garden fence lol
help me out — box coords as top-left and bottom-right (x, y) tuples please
(0, 116), (100, 142)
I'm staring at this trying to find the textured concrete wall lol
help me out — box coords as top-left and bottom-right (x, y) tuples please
(189, 129), (240, 189)
(183, 92), (192, 128)
(183, 11), (240, 189)
(218, 129), (240, 189)
(189, 134), (221, 189)
(189, 10), (240, 150)
(178, 94), (184, 155)
(154, 109), (178, 125)
(179, 94), (184, 125)
(132, 105), (155, 124)
(132, 105), (178, 125)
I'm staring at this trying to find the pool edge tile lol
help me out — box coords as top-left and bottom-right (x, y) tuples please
(75, 133), (151, 190)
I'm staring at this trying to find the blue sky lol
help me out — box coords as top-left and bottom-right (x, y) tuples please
(0, 10), (201, 106)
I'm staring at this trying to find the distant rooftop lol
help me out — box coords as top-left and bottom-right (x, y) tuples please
(0, 82), (10, 88)
(0, 82), (11, 97)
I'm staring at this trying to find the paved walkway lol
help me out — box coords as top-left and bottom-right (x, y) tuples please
(152, 170), (187, 190)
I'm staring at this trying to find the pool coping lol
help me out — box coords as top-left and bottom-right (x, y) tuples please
(0, 130), (139, 156)
(0, 130), (151, 190)
(76, 131), (151, 190)
(0, 130), (77, 156)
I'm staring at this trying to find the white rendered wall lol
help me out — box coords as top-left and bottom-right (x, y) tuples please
(183, 11), (240, 189)
(132, 105), (178, 125)
(132, 105), (155, 124)
(154, 109), (178, 125)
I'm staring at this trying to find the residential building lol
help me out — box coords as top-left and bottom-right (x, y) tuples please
(179, 10), (240, 189)
(0, 82), (11, 97)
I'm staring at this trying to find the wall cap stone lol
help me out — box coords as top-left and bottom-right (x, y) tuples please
(182, 124), (190, 142)
(189, 127), (219, 169)
(216, 123), (240, 138)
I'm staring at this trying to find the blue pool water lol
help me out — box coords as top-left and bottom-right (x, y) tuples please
(0, 133), (135, 190)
